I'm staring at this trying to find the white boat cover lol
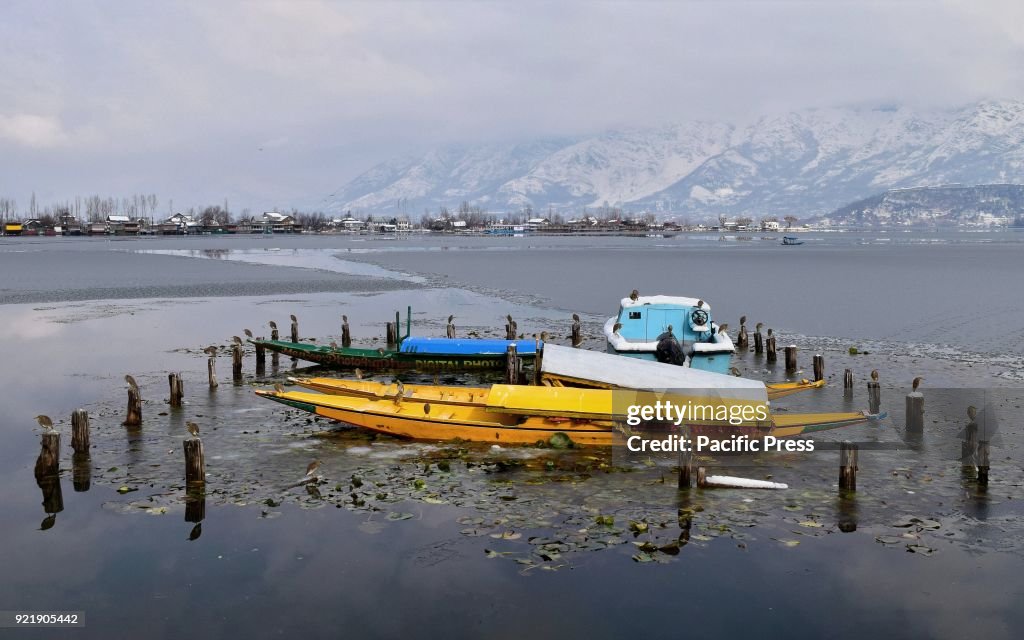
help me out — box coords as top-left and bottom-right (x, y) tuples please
(541, 344), (767, 402)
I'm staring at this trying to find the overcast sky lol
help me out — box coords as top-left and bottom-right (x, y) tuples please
(1, 0), (1022, 214)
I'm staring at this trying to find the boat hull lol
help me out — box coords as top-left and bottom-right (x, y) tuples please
(251, 339), (530, 371)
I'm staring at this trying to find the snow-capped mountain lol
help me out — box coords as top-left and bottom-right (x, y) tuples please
(322, 100), (1024, 219)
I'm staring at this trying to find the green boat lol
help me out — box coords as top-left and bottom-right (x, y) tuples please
(250, 308), (539, 371)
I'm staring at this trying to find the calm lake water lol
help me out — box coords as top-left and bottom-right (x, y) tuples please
(1, 232), (1022, 639)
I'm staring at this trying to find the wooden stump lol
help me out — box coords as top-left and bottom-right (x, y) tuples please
(290, 319), (299, 343)
(977, 441), (990, 485)
(271, 327), (280, 341)
(232, 344), (243, 379)
(784, 345), (798, 372)
(71, 409), (90, 454)
(505, 345), (521, 384)
(34, 432), (60, 481)
(342, 322), (352, 347)
(184, 439), (206, 487)
(124, 385), (142, 427)
(255, 342), (266, 368)
(813, 354), (824, 382)
(696, 466), (707, 488)
(168, 372), (184, 408)
(207, 354), (219, 389)
(386, 322), (397, 347)
(753, 331), (764, 355)
(906, 392), (924, 433)
(839, 441), (858, 491)
(962, 421), (978, 469)
(505, 320), (518, 341)
(72, 452), (91, 492)
(677, 447), (693, 489)
(766, 334), (777, 363)
(737, 324), (748, 350)
(868, 381), (881, 415)
(571, 319), (582, 348)
(843, 368), (854, 390)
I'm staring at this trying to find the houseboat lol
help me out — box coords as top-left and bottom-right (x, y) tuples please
(603, 294), (734, 374)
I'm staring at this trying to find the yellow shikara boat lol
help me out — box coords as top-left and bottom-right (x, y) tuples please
(289, 375), (821, 403)
(256, 384), (871, 446)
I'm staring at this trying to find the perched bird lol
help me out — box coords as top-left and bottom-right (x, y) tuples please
(870, 369), (879, 381)
(232, 335), (243, 345)
(342, 315), (348, 324)
(540, 331), (549, 342)
(696, 299), (704, 309)
(394, 380), (405, 406)
(305, 460), (321, 477)
(269, 320), (278, 330)
(756, 322), (764, 332)
(203, 346), (218, 357)
(767, 328), (773, 337)
(613, 322), (623, 334)
(244, 328), (253, 339)
(506, 314), (513, 323)
(447, 314), (454, 323)
(666, 324), (674, 335)
(354, 368), (363, 380)
(729, 367), (742, 377)
(125, 374), (139, 392)
(630, 289), (639, 301)
(274, 383), (285, 394)
(967, 405), (978, 421)
(377, 347), (386, 356)
(718, 323), (729, 334)
(912, 377), (924, 392)
(186, 421), (200, 438)
(329, 341), (338, 350)
(740, 315), (747, 326)
(433, 373), (439, 385)
(423, 403), (431, 415)
(572, 313), (580, 323)
(35, 415), (54, 431)
(290, 314), (297, 322)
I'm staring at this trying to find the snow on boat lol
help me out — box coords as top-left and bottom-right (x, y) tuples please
(603, 295), (734, 374)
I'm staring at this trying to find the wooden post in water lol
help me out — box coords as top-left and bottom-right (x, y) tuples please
(185, 492), (206, 524)
(71, 409), (90, 454)
(206, 349), (219, 389)
(533, 340), (544, 386)
(255, 341), (266, 371)
(843, 368), (854, 390)
(782, 344), (798, 368)
(812, 354), (824, 382)
(962, 415), (978, 470)
(766, 330), (776, 363)
(696, 466), (707, 488)
(124, 378), (142, 428)
(341, 316), (352, 347)
(677, 447), (693, 489)
(34, 431), (60, 481)
(505, 317), (517, 341)
(184, 438), (205, 487)
(977, 441), (990, 485)
(290, 315), (299, 343)
(571, 315), (582, 348)
(753, 329), (764, 355)
(906, 392), (924, 433)
(737, 317), (749, 350)
(839, 441), (858, 492)
(386, 321), (397, 347)
(168, 372), (184, 408)
(868, 380), (881, 415)
(505, 344), (521, 385)
(270, 321), (280, 367)
(232, 343), (243, 379)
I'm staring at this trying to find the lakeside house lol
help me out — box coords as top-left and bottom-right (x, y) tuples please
(238, 211), (299, 233)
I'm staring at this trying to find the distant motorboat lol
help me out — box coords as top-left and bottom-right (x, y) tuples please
(781, 236), (804, 245)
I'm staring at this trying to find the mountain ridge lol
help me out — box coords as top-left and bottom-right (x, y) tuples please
(322, 100), (1024, 219)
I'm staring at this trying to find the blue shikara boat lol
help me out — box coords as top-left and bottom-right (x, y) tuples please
(602, 294), (734, 374)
